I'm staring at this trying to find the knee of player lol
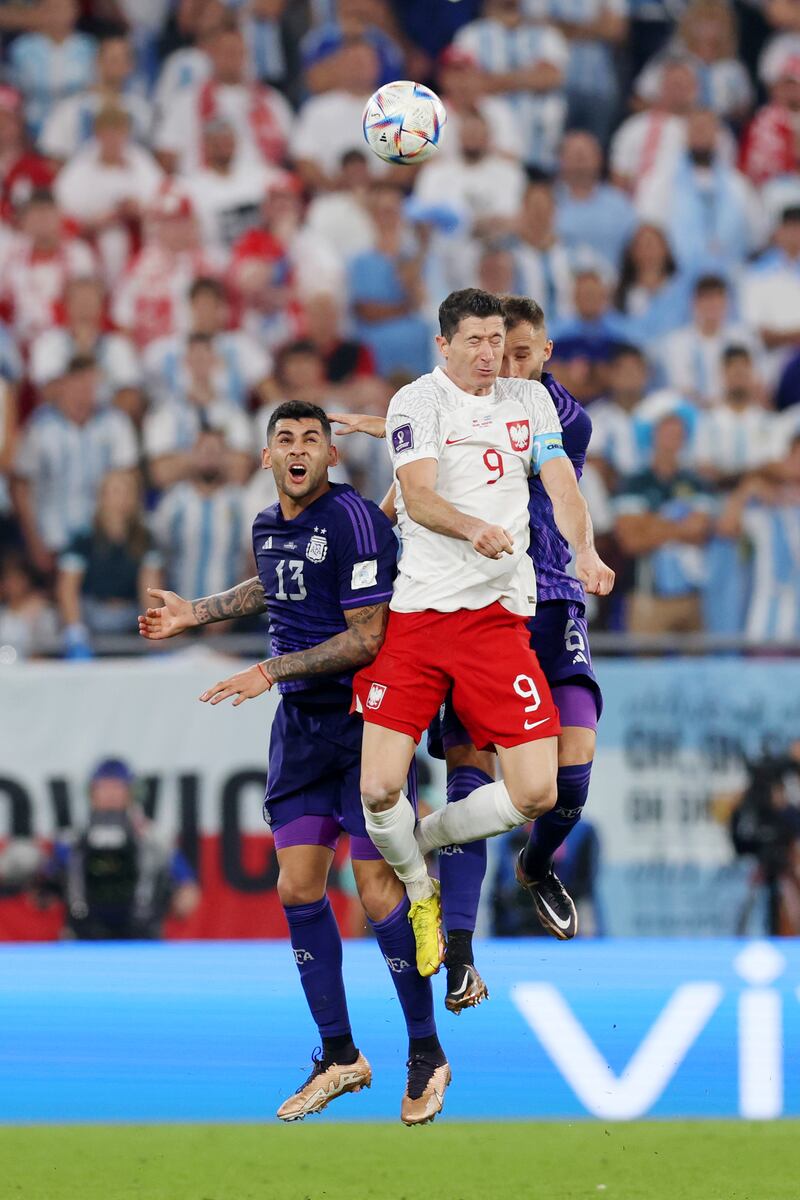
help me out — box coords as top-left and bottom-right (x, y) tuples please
(277, 871), (326, 909)
(360, 774), (400, 813)
(357, 871), (401, 923)
(516, 780), (558, 821)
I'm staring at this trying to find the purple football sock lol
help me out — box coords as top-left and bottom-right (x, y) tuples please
(522, 761), (593, 881)
(439, 766), (492, 935)
(370, 896), (437, 1039)
(283, 897), (352, 1039)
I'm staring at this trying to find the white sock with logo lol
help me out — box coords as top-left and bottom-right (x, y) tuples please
(415, 781), (527, 855)
(362, 792), (433, 903)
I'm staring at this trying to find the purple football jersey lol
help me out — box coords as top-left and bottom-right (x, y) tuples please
(527, 371), (593, 604)
(252, 483), (397, 700)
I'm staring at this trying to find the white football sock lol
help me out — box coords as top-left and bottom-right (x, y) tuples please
(415, 781), (527, 855)
(363, 792), (433, 903)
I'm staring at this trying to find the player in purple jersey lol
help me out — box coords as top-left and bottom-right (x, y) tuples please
(331, 295), (607, 1011)
(138, 400), (450, 1126)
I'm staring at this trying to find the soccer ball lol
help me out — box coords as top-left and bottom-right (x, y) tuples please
(362, 80), (447, 166)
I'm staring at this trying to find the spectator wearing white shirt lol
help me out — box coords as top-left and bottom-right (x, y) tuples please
(143, 333), (255, 491)
(693, 347), (785, 485)
(434, 45), (520, 163)
(9, 0), (96, 139)
(635, 0), (754, 125)
(741, 206), (800, 385)
(154, 20), (293, 176)
(292, 39), (385, 191)
(452, 0), (569, 171)
(54, 106), (164, 286)
(610, 58), (699, 193)
(540, 0), (628, 147)
(151, 1), (225, 123)
(636, 109), (764, 274)
(412, 109), (528, 234)
(112, 183), (223, 349)
(181, 119), (280, 254)
(144, 276), (272, 412)
(150, 427), (250, 606)
(11, 354), (138, 573)
(0, 188), (96, 348)
(658, 274), (758, 407)
(29, 277), (142, 420)
(304, 149), (376, 260)
(39, 33), (152, 161)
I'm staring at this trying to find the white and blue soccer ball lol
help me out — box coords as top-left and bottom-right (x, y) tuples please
(362, 80), (447, 166)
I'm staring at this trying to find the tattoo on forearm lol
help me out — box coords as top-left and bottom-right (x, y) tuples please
(191, 576), (268, 625)
(265, 604), (389, 681)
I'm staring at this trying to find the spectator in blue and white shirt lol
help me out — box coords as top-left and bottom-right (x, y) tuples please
(39, 33), (152, 162)
(614, 410), (715, 633)
(532, 0), (628, 147)
(143, 333), (255, 491)
(144, 276), (272, 411)
(150, 427), (249, 605)
(555, 130), (637, 268)
(11, 354), (138, 574)
(9, 0), (96, 140)
(718, 439), (800, 642)
(453, 0), (569, 171)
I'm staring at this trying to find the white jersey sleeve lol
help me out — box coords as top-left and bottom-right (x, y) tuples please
(385, 376), (443, 471)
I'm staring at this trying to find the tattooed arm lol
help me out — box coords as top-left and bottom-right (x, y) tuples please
(199, 603), (389, 706)
(138, 577), (268, 641)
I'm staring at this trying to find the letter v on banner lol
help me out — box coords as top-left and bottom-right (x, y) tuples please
(511, 982), (723, 1120)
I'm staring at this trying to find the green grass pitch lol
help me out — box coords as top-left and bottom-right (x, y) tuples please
(2, 1121), (799, 1200)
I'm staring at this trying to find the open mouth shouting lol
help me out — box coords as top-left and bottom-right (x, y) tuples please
(287, 461), (309, 484)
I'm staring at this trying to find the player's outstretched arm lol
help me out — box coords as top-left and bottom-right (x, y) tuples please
(264, 602), (390, 683)
(539, 457), (615, 596)
(397, 458), (514, 559)
(138, 577), (268, 640)
(329, 412), (387, 439)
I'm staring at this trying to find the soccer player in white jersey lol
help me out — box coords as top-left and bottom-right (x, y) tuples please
(352, 289), (614, 980)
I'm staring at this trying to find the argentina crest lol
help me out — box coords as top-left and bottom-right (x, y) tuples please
(306, 528), (328, 563)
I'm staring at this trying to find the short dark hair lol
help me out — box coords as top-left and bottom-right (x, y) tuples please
(610, 342), (646, 364)
(65, 353), (96, 376)
(189, 276), (225, 303)
(781, 205), (800, 224)
(500, 294), (545, 332)
(267, 401), (331, 442)
(694, 273), (727, 296)
(722, 344), (751, 364)
(438, 288), (505, 341)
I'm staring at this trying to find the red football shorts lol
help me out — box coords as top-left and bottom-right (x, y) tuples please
(352, 602), (561, 749)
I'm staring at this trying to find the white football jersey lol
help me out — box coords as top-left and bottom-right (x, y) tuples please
(386, 365), (565, 615)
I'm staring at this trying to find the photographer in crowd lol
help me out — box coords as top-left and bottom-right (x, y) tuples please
(730, 739), (800, 935)
(43, 758), (200, 940)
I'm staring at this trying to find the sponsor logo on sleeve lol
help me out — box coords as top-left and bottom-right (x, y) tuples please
(391, 423), (414, 454)
(506, 419), (531, 452)
(351, 559), (378, 589)
(366, 682), (387, 710)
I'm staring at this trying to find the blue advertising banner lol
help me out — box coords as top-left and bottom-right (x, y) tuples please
(586, 659), (800, 937)
(3, 939), (800, 1123)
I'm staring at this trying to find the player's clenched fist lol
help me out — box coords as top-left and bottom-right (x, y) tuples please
(200, 663), (274, 707)
(471, 522), (514, 560)
(138, 588), (198, 640)
(574, 549), (615, 596)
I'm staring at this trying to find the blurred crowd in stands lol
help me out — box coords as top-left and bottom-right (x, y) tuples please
(0, 0), (800, 660)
